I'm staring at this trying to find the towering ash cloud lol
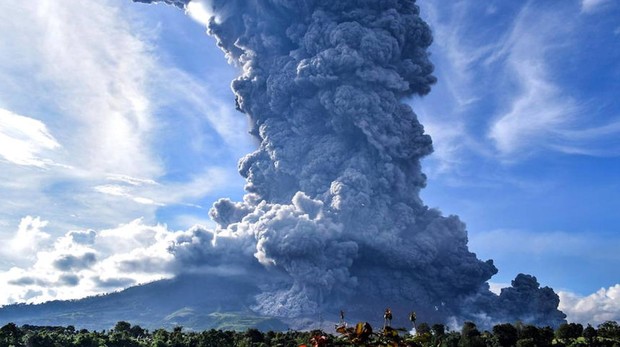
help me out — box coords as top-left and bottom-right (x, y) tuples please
(134, 0), (566, 327)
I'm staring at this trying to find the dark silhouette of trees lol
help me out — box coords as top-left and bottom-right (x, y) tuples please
(556, 322), (585, 345)
(417, 322), (431, 335)
(431, 323), (445, 337)
(0, 319), (618, 346)
(0, 322), (22, 346)
(583, 324), (598, 346)
(458, 321), (485, 347)
(598, 321), (620, 340)
(112, 321), (131, 334)
(493, 323), (518, 347)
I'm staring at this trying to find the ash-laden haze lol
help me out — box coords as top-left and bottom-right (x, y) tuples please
(133, 0), (566, 327)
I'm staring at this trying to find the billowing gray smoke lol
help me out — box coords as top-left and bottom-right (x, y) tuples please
(134, 0), (566, 327)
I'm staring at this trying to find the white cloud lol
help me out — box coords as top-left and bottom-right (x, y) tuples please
(0, 0), (167, 234)
(414, 2), (497, 174)
(2, 216), (51, 262)
(0, 109), (61, 167)
(486, 5), (620, 159)
(0, 208), (267, 305)
(38, 1), (161, 178)
(0, 0), (251, 242)
(186, 0), (214, 26)
(0, 214), (256, 305)
(488, 281), (511, 295)
(488, 67), (577, 157)
(475, 229), (620, 325)
(551, 119), (620, 156)
(93, 167), (235, 208)
(421, 2), (495, 108)
(0, 0), (165, 178)
(106, 174), (159, 186)
(559, 284), (620, 325)
(486, 6), (579, 158)
(94, 184), (163, 206)
(581, 0), (611, 13)
(0, 219), (177, 305)
(418, 2), (620, 170)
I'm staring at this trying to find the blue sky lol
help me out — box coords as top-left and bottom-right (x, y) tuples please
(0, 0), (618, 324)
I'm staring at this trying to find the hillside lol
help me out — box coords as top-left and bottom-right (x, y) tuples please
(0, 274), (288, 331)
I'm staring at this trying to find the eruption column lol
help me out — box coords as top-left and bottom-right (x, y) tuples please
(134, 0), (566, 327)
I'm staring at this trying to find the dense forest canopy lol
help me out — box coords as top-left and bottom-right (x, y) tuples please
(1, 319), (618, 347)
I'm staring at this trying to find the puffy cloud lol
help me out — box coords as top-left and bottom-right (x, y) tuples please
(67, 230), (97, 245)
(559, 284), (620, 325)
(8, 276), (50, 287)
(58, 274), (80, 287)
(0, 218), (235, 305)
(3, 216), (51, 262)
(52, 253), (97, 271)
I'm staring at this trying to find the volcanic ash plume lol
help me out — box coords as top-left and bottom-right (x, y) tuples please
(135, 0), (566, 327)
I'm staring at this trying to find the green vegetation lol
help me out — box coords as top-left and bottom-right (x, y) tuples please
(0, 320), (618, 347)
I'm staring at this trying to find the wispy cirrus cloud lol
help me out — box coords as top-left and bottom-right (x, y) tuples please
(483, 4), (574, 159)
(487, 4), (620, 160)
(0, 1), (166, 177)
(0, 109), (61, 168)
(581, 0), (611, 13)
(419, 1), (620, 171)
(93, 167), (235, 207)
(0, 0), (166, 233)
(0, 0), (249, 241)
(415, 1), (498, 175)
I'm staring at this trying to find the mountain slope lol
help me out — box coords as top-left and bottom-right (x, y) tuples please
(0, 274), (288, 331)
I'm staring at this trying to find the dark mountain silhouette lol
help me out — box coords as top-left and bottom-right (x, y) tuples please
(0, 274), (288, 331)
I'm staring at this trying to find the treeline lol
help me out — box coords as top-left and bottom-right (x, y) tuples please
(0, 320), (618, 347)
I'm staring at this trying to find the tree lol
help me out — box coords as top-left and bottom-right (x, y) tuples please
(73, 332), (102, 347)
(516, 338), (536, 347)
(443, 331), (461, 347)
(557, 323), (584, 342)
(170, 326), (185, 347)
(598, 321), (620, 340)
(459, 322), (484, 347)
(0, 322), (22, 346)
(245, 328), (264, 344)
(493, 323), (518, 347)
(583, 324), (597, 347)
(152, 328), (170, 347)
(23, 331), (55, 347)
(129, 324), (145, 338)
(539, 326), (555, 347)
(417, 323), (431, 335)
(519, 324), (539, 341)
(113, 321), (132, 334)
(432, 323), (446, 337)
